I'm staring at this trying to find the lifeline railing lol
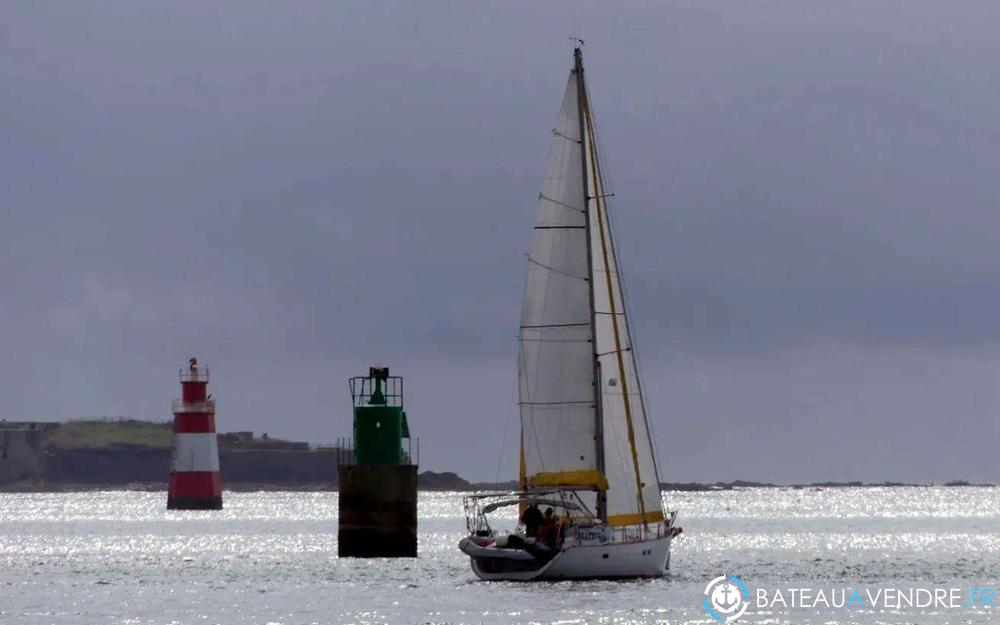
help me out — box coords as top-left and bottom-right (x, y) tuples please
(464, 494), (676, 543)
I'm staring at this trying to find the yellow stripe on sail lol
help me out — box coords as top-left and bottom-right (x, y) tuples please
(607, 510), (664, 526)
(529, 470), (609, 491)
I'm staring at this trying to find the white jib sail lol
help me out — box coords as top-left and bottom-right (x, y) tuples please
(581, 82), (663, 526)
(591, 222), (663, 525)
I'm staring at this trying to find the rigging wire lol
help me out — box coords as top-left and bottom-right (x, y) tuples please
(493, 358), (519, 484)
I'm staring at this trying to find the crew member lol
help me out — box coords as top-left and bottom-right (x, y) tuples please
(521, 502), (542, 537)
(538, 507), (559, 548)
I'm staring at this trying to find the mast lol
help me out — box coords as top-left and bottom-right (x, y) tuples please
(574, 45), (607, 521)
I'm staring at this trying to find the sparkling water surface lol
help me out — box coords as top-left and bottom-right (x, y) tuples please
(1, 488), (998, 624)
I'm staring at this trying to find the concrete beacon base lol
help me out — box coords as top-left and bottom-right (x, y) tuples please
(338, 464), (417, 557)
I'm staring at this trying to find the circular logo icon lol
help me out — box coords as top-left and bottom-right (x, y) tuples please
(703, 575), (749, 622)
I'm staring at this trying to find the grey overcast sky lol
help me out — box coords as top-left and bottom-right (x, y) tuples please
(3, 1), (999, 483)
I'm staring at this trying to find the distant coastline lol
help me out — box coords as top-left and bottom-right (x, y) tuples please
(2, 420), (992, 493)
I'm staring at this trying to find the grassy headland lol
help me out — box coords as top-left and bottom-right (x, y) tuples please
(41, 419), (173, 449)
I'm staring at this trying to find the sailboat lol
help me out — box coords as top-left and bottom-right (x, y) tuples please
(458, 45), (680, 581)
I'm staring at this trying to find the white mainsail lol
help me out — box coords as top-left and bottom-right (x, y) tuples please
(519, 69), (600, 490)
(518, 50), (663, 526)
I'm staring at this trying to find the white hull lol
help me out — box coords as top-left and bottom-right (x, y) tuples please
(468, 533), (672, 581)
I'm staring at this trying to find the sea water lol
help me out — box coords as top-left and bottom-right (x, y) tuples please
(1, 487), (998, 624)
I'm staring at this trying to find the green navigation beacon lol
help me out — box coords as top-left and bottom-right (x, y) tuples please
(351, 366), (411, 465)
(338, 365), (417, 558)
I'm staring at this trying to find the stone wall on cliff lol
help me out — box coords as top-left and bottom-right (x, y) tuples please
(45, 446), (172, 483)
(0, 430), (46, 483)
(41, 446), (341, 485)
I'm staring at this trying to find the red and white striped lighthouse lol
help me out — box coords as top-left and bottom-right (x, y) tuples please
(167, 357), (222, 510)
